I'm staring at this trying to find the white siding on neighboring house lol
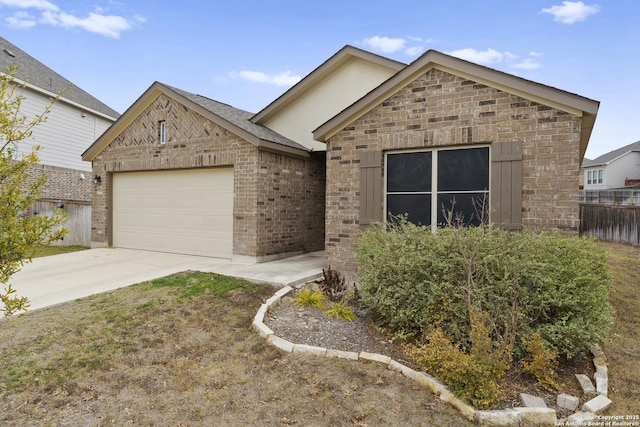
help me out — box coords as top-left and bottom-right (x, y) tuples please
(261, 58), (399, 152)
(584, 151), (640, 189)
(14, 86), (113, 172)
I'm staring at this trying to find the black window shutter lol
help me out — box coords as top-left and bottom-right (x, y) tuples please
(491, 141), (523, 230)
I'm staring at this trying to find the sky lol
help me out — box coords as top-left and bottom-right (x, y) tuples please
(0, 0), (638, 159)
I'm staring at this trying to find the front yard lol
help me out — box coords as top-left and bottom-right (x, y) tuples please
(0, 271), (471, 426)
(0, 241), (637, 425)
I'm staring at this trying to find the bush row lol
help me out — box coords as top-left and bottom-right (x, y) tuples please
(356, 220), (613, 359)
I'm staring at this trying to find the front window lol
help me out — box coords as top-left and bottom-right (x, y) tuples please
(385, 146), (490, 229)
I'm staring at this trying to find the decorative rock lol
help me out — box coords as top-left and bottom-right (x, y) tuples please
(267, 335), (294, 353)
(557, 393), (580, 411)
(595, 374), (608, 396)
(583, 394), (612, 414)
(520, 393), (547, 408)
(388, 359), (418, 379)
(594, 363), (608, 379)
(274, 285), (293, 298)
(359, 351), (391, 365)
(575, 373), (596, 394)
(325, 349), (358, 360)
(567, 411), (598, 423)
(476, 409), (520, 426)
(440, 389), (476, 420)
(293, 343), (326, 356)
(515, 407), (557, 426)
(589, 343), (606, 361)
(593, 357), (608, 378)
(252, 319), (274, 338)
(415, 372), (446, 395)
(254, 303), (269, 323)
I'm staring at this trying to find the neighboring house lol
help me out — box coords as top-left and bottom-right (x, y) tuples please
(82, 46), (599, 284)
(0, 37), (119, 245)
(581, 140), (640, 189)
(313, 49), (598, 283)
(81, 46), (401, 261)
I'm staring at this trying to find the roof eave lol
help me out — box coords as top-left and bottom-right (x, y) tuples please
(82, 82), (310, 162)
(8, 74), (119, 122)
(161, 85), (310, 158)
(314, 50), (600, 143)
(82, 82), (164, 161)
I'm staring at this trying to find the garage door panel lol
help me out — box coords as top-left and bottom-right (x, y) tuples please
(112, 168), (234, 258)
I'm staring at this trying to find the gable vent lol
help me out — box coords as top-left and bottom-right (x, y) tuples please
(3, 49), (16, 58)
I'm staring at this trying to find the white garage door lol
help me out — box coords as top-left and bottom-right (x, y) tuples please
(112, 168), (234, 258)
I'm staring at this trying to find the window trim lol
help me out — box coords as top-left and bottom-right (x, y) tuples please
(159, 120), (167, 144)
(587, 168), (603, 185)
(384, 144), (491, 231)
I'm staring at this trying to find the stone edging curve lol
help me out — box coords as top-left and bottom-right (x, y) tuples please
(253, 285), (613, 426)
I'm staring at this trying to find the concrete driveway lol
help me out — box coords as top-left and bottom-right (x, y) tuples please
(10, 248), (324, 312)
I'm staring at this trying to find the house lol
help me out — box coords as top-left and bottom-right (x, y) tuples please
(81, 46), (402, 261)
(313, 49), (599, 283)
(0, 37), (119, 245)
(82, 46), (599, 284)
(82, 82), (326, 261)
(581, 140), (640, 189)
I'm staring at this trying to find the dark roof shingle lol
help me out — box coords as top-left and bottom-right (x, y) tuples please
(0, 36), (119, 119)
(165, 84), (309, 152)
(583, 140), (640, 167)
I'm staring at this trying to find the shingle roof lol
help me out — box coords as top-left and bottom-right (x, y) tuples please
(0, 36), (119, 119)
(165, 84), (309, 152)
(582, 140), (640, 167)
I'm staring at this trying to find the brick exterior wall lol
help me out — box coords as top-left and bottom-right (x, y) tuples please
(91, 94), (324, 258)
(325, 68), (583, 283)
(26, 163), (92, 202)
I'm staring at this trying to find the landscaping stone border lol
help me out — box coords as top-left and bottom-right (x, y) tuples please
(253, 285), (614, 426)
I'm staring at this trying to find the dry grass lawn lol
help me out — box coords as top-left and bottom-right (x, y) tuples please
(599, 242), (640, 415)
(0, 271), (472, 426)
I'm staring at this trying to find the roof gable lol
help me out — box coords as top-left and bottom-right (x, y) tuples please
(0, 37), (119, 119)
(252, 45), (405, 125)
(582, 140), (640, 167)
(82, 82), (309, 161)
(313, 49), (599, 160)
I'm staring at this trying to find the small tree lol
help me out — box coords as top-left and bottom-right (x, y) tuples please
(0, 66), (66, 316)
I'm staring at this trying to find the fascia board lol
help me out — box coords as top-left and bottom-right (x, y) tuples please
(252, 45), (405, 124)
(314, 50), (599, 142)
(7, 73), (119, 121)
(82, 84), (161, 161)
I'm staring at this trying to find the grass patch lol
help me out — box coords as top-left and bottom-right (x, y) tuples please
(599, 242), (640, 414)
(30, 245), (89, 258)
(146, 271), (253, 299)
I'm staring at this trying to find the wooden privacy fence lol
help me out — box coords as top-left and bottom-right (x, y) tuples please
(579, 189), (640, 245)
(32, 200), (91, 247)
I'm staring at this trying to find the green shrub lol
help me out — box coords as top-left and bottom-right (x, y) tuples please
(406, 310), (510, 409)
(357, 220), (613, 359)
(325, 302), (357, 321)
(290, 289), (327, 309)
(521, 331), (561, 392)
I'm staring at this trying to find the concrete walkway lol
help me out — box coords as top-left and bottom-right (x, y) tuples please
(10, 248), (324, 312)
